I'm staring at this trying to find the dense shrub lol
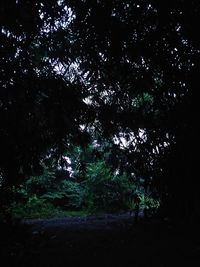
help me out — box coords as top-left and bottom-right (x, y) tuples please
(42, 180), (85, 210)
(85, 160), (134, 212)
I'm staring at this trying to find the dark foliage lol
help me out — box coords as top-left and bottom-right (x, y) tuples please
(0, 1), (199, 221)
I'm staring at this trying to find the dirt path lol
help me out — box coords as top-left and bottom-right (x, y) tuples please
(1, 214), (200, 266)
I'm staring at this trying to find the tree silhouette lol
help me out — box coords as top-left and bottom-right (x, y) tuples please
(0, 0), (199, 221)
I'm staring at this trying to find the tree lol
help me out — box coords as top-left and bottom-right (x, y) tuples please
(0, 0), (91, 187)
(1, 0), (199, 221)
(66, 0), (199, 221)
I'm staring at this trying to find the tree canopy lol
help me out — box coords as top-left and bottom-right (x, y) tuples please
(0, 0), (199, 221)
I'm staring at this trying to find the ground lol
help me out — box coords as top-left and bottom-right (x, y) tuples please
(1, 213), (200, 266)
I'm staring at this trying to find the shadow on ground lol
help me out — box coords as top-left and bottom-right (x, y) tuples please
(1, 213), (200, 266)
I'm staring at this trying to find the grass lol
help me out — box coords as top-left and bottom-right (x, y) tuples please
(1, 200), (89, 221)
(12, 206), (89, 220)
(55, 210), (89, 218)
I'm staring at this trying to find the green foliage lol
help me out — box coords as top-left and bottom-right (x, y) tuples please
(25, 165), (57, 196)
(132, 93), (154, 108)
(1, 142), (161, 221)
(8, 197), (89, 220)
(42, 180), (84, 210)
(9, 195), (55, 219)
(84, 160), (134, 212)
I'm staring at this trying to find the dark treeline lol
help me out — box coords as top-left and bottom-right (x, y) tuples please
(0, 1), (199, 223)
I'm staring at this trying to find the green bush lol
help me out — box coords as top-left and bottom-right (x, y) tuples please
(10, 195), (55, 219)
(1, 149), (160, 220)
(85, 160), (134, 212)
(42, 180), (85, 210)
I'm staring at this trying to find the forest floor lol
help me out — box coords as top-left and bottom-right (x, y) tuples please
(1, 213), (200, 266)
